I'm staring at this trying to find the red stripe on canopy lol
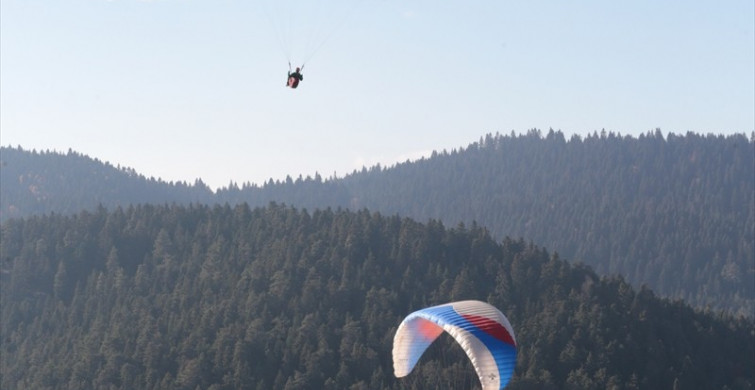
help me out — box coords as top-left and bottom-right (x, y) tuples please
(461, 314), (516, 347)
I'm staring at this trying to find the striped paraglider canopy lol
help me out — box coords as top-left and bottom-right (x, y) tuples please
(392, 300), (517, 389)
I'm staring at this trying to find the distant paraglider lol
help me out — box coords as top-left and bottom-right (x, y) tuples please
(392, 300), (517, 389)
(286, 63), (303, 89)
(262, 0), (366, 89)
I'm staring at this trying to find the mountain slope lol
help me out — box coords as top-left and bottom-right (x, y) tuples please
(2, 131), (753, 315)
(221, 131), (755, 315)
(1, 204), (752, 389)
(0, 147), (214, 220)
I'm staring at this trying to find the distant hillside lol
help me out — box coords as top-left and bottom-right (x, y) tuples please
(0, 147), (214, 220)
(221, 131), (755, 316)
(1, 131), (753, 316)
(2, 205), (752, 389)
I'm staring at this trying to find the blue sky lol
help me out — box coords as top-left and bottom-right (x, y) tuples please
(2, 0), (753, 189)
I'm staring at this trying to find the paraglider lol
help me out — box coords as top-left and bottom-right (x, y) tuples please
(286, 64), (304, 89)
(262, 0), (366, 89)
(392, 300), (517, 389)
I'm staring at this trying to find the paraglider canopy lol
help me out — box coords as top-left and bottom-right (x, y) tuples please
(392, 300), (517, 390)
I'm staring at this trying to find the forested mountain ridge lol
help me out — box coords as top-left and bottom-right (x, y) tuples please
(0, 147), (214, 220)
(290, 130), (753, 316)
(2, 131), (753, 316)
(1, 204), (753, 389)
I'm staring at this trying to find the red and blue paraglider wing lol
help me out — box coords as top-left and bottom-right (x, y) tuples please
(392, 300), (517, 389)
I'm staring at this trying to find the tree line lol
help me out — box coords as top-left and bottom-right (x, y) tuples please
(2, 130), (752, 316)
(2, 204), (752, 389)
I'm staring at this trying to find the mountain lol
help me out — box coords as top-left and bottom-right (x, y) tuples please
(0, 147), (214, 220)
(1, 130), (753, 316)
(1, 204), (752, 389)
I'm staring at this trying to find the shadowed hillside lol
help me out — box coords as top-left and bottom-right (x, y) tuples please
(220, 131), (755, 316)
(2, 131), (753, 315)
(1, 204), (752, 389)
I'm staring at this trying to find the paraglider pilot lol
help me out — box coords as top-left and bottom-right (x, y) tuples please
(287, 66), (303, 89)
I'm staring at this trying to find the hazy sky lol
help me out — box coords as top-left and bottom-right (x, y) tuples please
(2, 0), (753, 189)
